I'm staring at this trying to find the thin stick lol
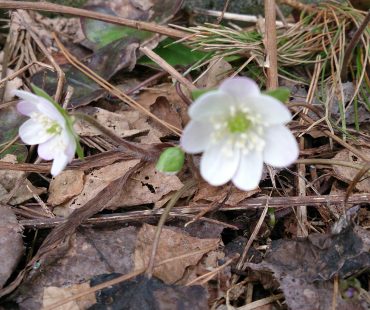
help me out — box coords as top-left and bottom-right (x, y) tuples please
(265, 0), (279, 89)
(0, 1), (187, 39)
(340, 10), (370, 81)
(216, 0), (231, 24)
(193, 8), (294, 27)
(139, 47), (197, 92)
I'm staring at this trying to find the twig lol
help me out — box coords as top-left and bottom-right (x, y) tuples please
(18, 192), (370, 229)
(264, 0), (279, 89)
(340, 10), (370, 81)
(216, 0), (231, 24)
(192, 7), (294, 27)
(0, 1), (187, 39)
(139, 47), (197, 92)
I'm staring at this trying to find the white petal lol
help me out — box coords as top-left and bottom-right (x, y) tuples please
(14, 90), (65, 123)
(51, 153), (69, 176)
(181, 121), (213, 153)
(263, 125), (299, 167)
(17, 100), (39, 116)
(200, 142), (240, 186)
(19, 119), (53, 145)
(232, 151), (263, 191)
(247, 94), (291, 125)
(38, 131), (76, 161)
(64, 132), (77, 160)
(189, 90), (234, 121)
(219, 77), (261, 101)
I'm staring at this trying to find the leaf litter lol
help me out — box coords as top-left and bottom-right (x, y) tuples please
(0, 0), (369, 309)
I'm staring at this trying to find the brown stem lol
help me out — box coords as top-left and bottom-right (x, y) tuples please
(0, 1), (187, 39)
(265, 0), (279, 89)
(340, 10), (370, 82)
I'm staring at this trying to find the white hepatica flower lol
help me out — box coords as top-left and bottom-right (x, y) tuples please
(15, 90), (76, 176)
(180, 77), (299, 191)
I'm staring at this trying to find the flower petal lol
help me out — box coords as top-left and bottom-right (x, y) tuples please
(247, 94), (291, 125)
(17, 100), (39, 116)
(181, 121), (213, 154)
(51, 153), (69, 176)
(200, 142), (240, 186)
(232, 151), (263, 190)
(19, 119), (53, 145)
(38, 131), (76, 161)
(219, 77), (261, 101)
(15, 90), (65, 123)
(263, 125), (299, 167)
(189, 90), (234, 121)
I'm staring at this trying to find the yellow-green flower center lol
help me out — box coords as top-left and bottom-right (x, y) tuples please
(227, 112), (251, 133)
(46, 122), (62, 134)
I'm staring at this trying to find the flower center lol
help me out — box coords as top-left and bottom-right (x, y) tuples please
(210, 106), (266, 157)
(31, 112), (62, 135)
(227, 112), (251, 133)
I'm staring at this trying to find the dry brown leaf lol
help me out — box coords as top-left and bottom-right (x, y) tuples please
(109, 162), (183, 209)
(136, 83), (190, 125)
(17, 226), (138, 309)
(48, 171), (85, 206)
(196, 58), (232, 89)
(333, 148), (370, 192)
(0, 154), (46, 205)
(42, 283), (96, 310)
(74, 107), (147, 139)
(134, 223), (220, 284)
(149, 96), (183, 135)
(54, 159), (140, 217)
(194, 182), (260, 206)
(0, 206), (23, 288)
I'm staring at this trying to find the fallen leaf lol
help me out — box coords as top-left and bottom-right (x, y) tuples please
(149, 96), (183, 135)
(16, 226), (138, 309)
(89, 274), (208, 309)
(194, 182), (260, 206)
(54, 160), (140, 217)
(134, 223), (220, 284)
(74, 107), (148, 139)
(333, 148), (370, 192)
(0, 206), (23, 288)
(48, 170), (85, 206)
(0, 154), (46, 205)
(42, 283), (96, 310)
(245, 223), (370, 310)
(111, 163), (184, 209)
(196, 58), (232, 89)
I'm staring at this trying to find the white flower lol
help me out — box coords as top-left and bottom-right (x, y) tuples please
(180, 77), (299, 191)
(15, 90), (76, 176)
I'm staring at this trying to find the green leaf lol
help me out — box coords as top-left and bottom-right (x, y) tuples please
(81, 6), (151, 49)
(264, 87), (290, 103)
(156, 147), (185, 175)
(139, 38), (210, 67)
(191, 88), (216, 100)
